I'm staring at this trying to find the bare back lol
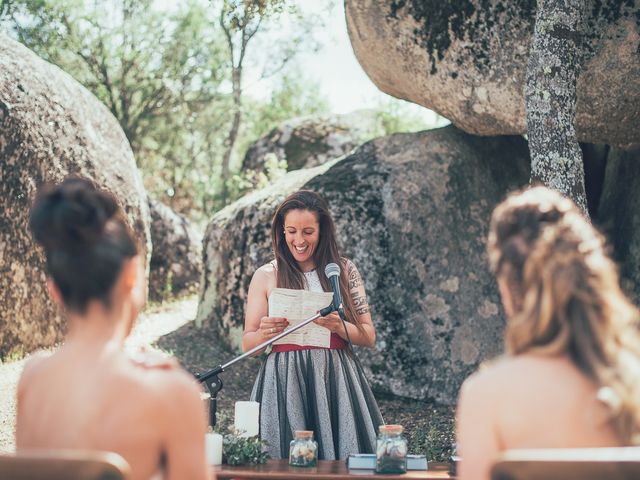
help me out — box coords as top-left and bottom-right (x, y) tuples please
(16, 346), (209, 480)
(457, 354), (621, 480)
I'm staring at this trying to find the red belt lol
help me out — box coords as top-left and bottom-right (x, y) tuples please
(271, 333), (347, 352)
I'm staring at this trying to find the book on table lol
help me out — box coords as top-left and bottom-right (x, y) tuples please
(347, 454), (428, 470)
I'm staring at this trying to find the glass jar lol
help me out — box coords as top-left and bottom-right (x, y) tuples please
(289, 430), (318, 467)
(376, 424), (407, 473)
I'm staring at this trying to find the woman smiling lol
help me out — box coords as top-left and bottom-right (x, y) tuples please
(243, 190), (383, 460)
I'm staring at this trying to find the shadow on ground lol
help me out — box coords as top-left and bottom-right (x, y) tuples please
(155, 321), (455, 462)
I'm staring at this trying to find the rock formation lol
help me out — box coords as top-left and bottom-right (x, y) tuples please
(198, 125), (530, 403)
(345, 1), (640, 149)
(148, 198), (202, 301)
(596, 147), (640, 306)
(0, 35), (150, 359)
(242, 111), (380, 173)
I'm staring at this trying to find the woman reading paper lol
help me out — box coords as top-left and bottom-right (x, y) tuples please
(243, 190), (383, 460)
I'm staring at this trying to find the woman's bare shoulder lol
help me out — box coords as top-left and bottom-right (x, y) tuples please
(488, 353), (576, 377)
(18, 350), (53, 390)
(253, 262), (277, 284)
(256, 261), (277, 274)
(461, 356), (522, 394)
(123, 356), (203, 408)
(462, 354), (577, 398)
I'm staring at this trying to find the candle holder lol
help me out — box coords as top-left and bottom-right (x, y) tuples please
(205, 432), (223, 465)
(234, 401), (260, 437)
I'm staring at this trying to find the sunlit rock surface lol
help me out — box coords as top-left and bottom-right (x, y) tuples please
(0, 35), (150, 358)
(346, 1), (640, 149)
(242, 111), (380, 173)
(148, 198), (202, 302)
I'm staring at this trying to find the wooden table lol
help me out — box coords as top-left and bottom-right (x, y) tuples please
(212, 459), (453, 479)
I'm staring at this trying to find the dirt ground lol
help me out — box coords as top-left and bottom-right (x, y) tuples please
(0, 296), (455, 461)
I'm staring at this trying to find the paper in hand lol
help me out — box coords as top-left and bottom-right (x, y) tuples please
(268, 288), (334, 348)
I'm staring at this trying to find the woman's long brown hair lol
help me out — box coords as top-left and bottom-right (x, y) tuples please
(271, 190), (362, 328)
(488, 186), (640, 444)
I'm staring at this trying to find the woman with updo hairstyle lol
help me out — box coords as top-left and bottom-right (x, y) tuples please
(456, 186), (640, 480)
(17, 177), (211, 480)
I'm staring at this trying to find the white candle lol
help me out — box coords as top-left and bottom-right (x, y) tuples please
(234, 401), (260, 437)
(205, 432), (223, 465)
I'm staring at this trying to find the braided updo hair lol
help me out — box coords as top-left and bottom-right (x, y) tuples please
(29, 176), (138, 314)
(488, 186), (640, 444)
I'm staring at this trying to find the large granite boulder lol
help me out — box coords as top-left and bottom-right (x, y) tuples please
(596, 147), (640, 305)
(148, 198), (202, 301)
(198, 125), (531, 404)
(242, 111), (379, 173)
(0, 35), (151, 359)
(346, 1), (640, 149)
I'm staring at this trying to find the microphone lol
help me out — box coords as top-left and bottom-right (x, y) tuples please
(319, 262), (343, 317)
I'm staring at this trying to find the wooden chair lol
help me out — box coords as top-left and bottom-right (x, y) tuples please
(490, 447), (640, 480)
(0, 449), (131, 480)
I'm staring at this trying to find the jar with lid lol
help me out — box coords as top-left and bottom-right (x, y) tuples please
(376, 424), (407, 473)
(289, 430), (318, 467)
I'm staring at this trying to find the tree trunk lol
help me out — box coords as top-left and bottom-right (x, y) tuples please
(525, 0), (587, 214)
(220, 66), (242, 204)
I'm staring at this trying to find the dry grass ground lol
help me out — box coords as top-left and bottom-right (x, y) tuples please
(0, 296), (455, 461)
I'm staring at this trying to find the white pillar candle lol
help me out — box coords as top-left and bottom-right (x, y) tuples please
(205, 432), (223, 465)
(234, 401), (260, 437)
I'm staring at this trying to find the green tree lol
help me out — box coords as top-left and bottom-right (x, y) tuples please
(6, 0), (226, 154)
(369, 96), (445, 138)
(2, 0), (330, 220)
(0, 0), (10, 18)
(2, 0), (233, 218)
(239, 72), (330, 154)
(224, 72), (330, 203)
(214, 0), (324, 205)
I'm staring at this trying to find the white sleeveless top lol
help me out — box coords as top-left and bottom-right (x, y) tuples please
(303, 270), (324, 293)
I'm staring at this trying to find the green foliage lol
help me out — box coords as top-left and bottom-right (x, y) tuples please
(0, 0), (10, 19)
(367, 97), (446, 140)
(2, 344), (28, 363)
(227, 153), (287, 202)
(220, 0), (287, 32)
(223, 432), (270, 465)
(245, 73), (330, 140)
(161, 271), (174, 301)
(2, 0), (327, 222)
(212, 410), (270, 466)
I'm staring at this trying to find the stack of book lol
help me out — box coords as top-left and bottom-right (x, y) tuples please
(347, 454), (428, 471)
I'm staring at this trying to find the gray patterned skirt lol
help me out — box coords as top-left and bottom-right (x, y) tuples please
(250, 348), (384, 460)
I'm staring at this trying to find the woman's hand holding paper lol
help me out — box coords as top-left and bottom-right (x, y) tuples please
(314, 312), (345, 337)
(259, 316), (289, 340)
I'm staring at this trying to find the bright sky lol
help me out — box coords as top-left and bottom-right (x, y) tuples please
(245, 1), (443, 125)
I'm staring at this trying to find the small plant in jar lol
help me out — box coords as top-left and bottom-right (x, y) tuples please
(376, 424), (408, 473)
(289, 430), (318, 467)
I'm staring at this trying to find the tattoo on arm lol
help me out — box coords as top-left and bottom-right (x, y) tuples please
(348, 262), (363, 289)
(351, 292), (369, 316)
(346, 261), (370, 315)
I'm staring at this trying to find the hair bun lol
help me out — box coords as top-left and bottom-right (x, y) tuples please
(31, 177), (119, 252)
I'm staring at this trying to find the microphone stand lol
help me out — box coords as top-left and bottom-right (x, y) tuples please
(195, 303), (338, 428)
